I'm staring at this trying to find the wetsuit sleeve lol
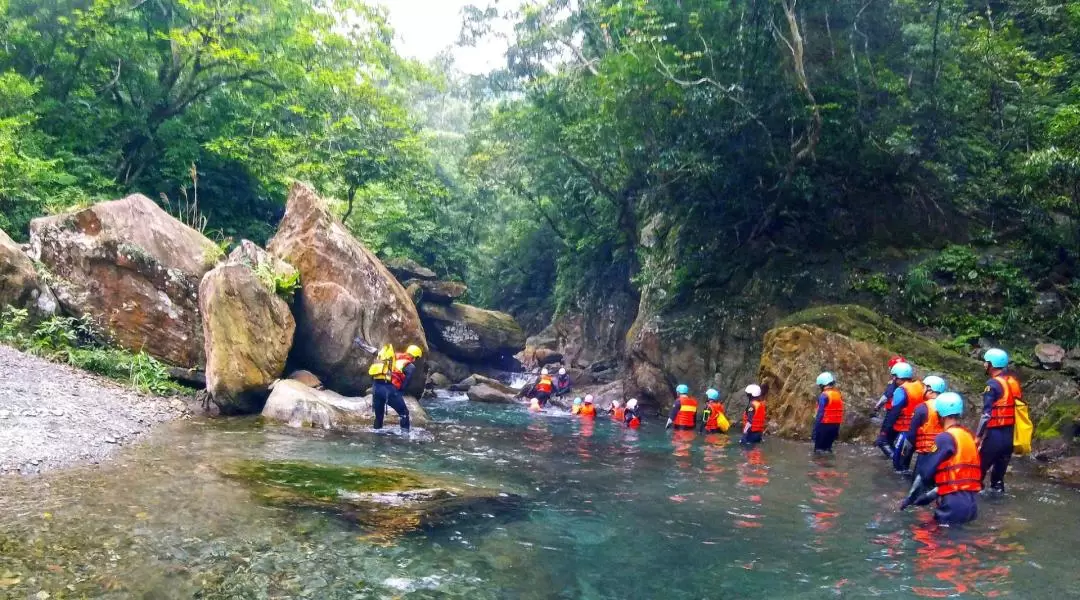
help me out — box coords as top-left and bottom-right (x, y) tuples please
(917, 431), (956, 483)
(906, 404), (928, 440)
(668, 400), (681, 422)
(400, 362), (416, 391)
(814, 394), (827, 426)
(976, 379), (1003, 437)
(743, 404), (754, 433)
(882, 387), (907, 431)
(875, 382), (897, 411)
(624, 409), (635, 425)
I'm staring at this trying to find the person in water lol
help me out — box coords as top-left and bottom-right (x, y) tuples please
(904, 375), (948, 482)
(741, 384), (766, 445)
(901, 392), (980, 525)
(977, 348), (1021, 494)
(666, 384), (698, 430)
(885, 362), (927, 474)
(532, 368), (554, 407)
(874, 355), (908, 458)
(610, 399), (625, 421)
(370, 344), (421, 432)
(624, 398), (641, 428)
(571, 397), (583, 415)
(701, 388), (728, 433)
(578, 394), (597, 417)
(554, 367), (572, 398)
(812, 372), (843, 453)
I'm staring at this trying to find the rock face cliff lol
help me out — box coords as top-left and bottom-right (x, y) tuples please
(0, 227), (57, 320)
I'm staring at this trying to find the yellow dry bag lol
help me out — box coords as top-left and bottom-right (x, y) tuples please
(1013, 398), (1033, 456)
(715, 412), (731, 433)
(367, 344), (395, 380)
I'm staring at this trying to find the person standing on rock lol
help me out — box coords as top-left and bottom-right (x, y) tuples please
(905, 375), (948, 484)
(883, 362), (926, 473)
(812, 372), (843, 453)
(741, 384), (766, 445)
(370, 344), (422, 432)
(900, 392), (980, 525)
(666, 384), (698, 431)
(554, 367), (572, 398)
(874, 355), (908, 457)
(532, 368), (555, 407)
(977, 348), (1022, 494)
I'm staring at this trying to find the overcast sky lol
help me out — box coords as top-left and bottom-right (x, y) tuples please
(380, 0), (510, 74)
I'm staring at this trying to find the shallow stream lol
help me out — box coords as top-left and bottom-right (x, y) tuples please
(1, 393), (1078, 599)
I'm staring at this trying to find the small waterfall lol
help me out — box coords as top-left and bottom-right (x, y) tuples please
(506, 372), (533, 390)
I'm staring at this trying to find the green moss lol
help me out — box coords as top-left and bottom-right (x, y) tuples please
(780, 304), (985, 388)
(1035, 402), (1080, 440)
(224, 460), (426, 503)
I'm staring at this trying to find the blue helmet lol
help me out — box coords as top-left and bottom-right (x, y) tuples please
(936, 392), (964, 418)
(573, 397), (582, 406)
(890, 362), (914, 379)
(983, 348), (1009, 369)
(706, 388), (720, 400)
(676, 384), (690, 395)
(922, 375), (947, 394)
(815, 372), (835, 386)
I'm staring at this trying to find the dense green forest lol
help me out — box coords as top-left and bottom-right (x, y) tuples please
(4, 0), (1080, 351)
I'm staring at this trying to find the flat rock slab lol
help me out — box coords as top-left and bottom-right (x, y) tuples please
(0, 344), (188, 475)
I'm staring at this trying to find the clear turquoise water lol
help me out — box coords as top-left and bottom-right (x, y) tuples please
(1, 393), (1078, 599)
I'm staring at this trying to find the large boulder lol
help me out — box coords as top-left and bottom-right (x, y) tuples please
(1042, 456), (1080, 487)
(385, 256), (436, 281)
(419, 302), (525, 362)
(425, 348), (471, 383)
(261, 379), (429, 430)
(409, 279), (467, 304)
(200, 242), (296, 414)
(1035, 343), (1066, 370)
(28, 194), (219, 367)
(466, 383), (517, 404)
(267, 183), (427, 395)
(0, 227), (58, 319)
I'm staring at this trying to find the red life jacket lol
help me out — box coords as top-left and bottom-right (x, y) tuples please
(704, 401), (726, 431)
(915, 398), (944, 454)
(390, 354), (414, 390)
(672, 395), (698, 428)
(612, 406), (626, 421)
(934, 426), (982, 495)
(892, 381), (927, 433)
(820, 388), (844, 425)
(628, 415), (640, 429)
(535, 375), (553, 394)
(744, 399), (766, 433)
(987, 374), (1021, 428)
(579, 404), (596, 418)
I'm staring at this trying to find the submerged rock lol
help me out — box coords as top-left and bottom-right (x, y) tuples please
(419, 302), (525, 362)
(267, 183), (427, 395)
(261, 379), (428, 430)
(200, 242), (296, 414)
(29, 194), (219, 367)
(220, 459), (522, 537)
(0, 227), (58, 319)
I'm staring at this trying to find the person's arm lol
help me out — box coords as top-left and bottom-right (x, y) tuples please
(906, 404), (927, 440)
(666, 400), (680, 428)
(400, 362), (416, 391)
(874, 382), (897, 412)
(814, 394), (827, 427)
(881, 388), (907, 431)
(976, 380), (1002, 439)
(743, 404), (754, 434)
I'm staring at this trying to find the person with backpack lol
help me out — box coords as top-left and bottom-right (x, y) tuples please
(368, 343), (422, 432)
(977, 348), (1023, 494)
(701, 388), (729, 434)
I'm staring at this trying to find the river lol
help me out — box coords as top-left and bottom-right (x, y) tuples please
(0, 392), (1077, 599)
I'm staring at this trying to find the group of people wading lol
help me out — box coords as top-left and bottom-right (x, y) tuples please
(649, 347), (1028, 526)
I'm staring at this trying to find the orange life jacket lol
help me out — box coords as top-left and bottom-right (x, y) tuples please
(704, 401), (725, 431)
(579, 404), (596, 418)
(744, 399), (766, 433)
(987, 374), (1021, 428)
(934, 426), (982, 495)
(893, 380), (927, 433)
(915, 398), (944, 454)
(390, 354), (414, 390)
(820, 388), (844, 425)
(535, 375), (553, 394)
(612, 406), (626, 421)
(673, 395), (698, 428)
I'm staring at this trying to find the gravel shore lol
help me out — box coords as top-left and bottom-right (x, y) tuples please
(0, 344), (191, 475)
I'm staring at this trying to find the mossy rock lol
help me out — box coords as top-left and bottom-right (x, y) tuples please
(221, 460), (521, 538)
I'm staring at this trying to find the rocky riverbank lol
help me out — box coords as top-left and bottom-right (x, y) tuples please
(0, 344), (191, 475)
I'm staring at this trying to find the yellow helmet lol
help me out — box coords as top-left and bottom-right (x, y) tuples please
(405, 344), (423, 359)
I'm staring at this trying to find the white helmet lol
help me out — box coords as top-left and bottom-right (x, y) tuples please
(558, 368), (567, 375)
(744, 384), (762, 398)
(612, 399), (622, 408)
(541, 368), (549, 375)
(626, 398), (638, 410)
(584, 394), (594, 404)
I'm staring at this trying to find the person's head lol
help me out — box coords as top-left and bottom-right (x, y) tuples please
(584, 394), (594, 404)
(405, 345), (423, 359)
(559, 368), (567, 376)
(541, 367), (549, 376)
(936, 391), (964, 426)
(626, 398), (639, 410)
(890, 361), (914, 382)
(745, 384), (762, 400)
(706, 388), (721, 402)
(573, 397), (582, 406)
(922, 375), (947, 399)
(815, 371), (835, 390)
(676, 383), (690, 396)
(612, 399), (622, 408)
(983, 348), (1008, 374)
